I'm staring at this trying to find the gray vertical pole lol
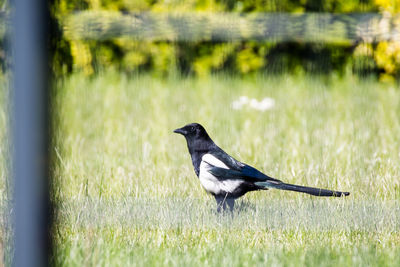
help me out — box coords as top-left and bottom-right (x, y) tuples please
(12, 0), (51, 266)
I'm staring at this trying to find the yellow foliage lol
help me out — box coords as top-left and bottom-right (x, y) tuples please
(375, 41), (400, 80)
(51, 0), (400, 79)
(123, 51), (148, 70)
(150, 43), (176, 75)
(236, 47), (264, 74)
(379, 72), (396, 82)
(374, 0), (400, 13)
(371, 1), (400, 80)
(70, 40), (93, 76)
(88, 0), (101, 10)
(193, 44), (236, 76)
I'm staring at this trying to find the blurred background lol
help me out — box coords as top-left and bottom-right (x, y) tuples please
(1, 0), (400, 266)
(0, 0), (399, 79)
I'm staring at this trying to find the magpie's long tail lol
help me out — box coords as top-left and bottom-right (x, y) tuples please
(255, 181), (350, 197)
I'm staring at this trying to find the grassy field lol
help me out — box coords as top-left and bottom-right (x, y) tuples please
(2, 73), (400, 266)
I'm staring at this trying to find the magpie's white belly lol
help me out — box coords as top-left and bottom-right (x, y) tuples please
(199, 154), (243, 195)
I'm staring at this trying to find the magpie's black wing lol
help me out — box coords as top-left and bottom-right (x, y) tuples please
(207, 148), (282, 183)
(207, 148), (245, 170)
(205, 148), (349, 197)
(207, 163), (283, 183)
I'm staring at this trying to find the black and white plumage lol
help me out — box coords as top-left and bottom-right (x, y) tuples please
(174, 123), (350, 212)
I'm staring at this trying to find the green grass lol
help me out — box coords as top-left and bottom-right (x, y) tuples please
(2, 73), (400, 266)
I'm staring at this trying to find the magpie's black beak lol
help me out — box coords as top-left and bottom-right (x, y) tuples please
(173, 127), (186, 135)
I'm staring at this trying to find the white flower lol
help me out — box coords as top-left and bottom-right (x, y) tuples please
(232, 96), (275, 111)
(239, 96), (249, 103)
(256, 97), (275, 111)
(232, 96), (249, 109)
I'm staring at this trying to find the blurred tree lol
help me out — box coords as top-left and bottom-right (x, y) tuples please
(1, 0), (399, 79)
(372, 0), (400, 81)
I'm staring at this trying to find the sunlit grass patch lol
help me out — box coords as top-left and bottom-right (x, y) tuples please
(52, 198), (400, 266)
(53, 73), (400, 201)
(2, 72), (400, 266)
(48, 73), (400, 265)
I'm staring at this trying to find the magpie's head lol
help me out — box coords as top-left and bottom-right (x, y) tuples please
(173, 123), (211, 142)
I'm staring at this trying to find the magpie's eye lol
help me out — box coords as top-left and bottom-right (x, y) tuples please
(190, 126), (195, 132)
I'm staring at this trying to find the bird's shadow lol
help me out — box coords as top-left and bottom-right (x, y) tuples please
(234, 200), (257, 213)
(211, 199), (257, 217)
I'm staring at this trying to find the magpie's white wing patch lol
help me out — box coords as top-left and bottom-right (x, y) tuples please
(199, 153), (243, 195)
(202, 154), (229, 169)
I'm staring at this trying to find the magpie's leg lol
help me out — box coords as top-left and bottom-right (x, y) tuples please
(215, 196), (227, 213)
(215, 195), (235, 213)
(226, 198), (235, 212)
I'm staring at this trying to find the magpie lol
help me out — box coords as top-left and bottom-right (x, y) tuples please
(174, 123), (350, 212)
